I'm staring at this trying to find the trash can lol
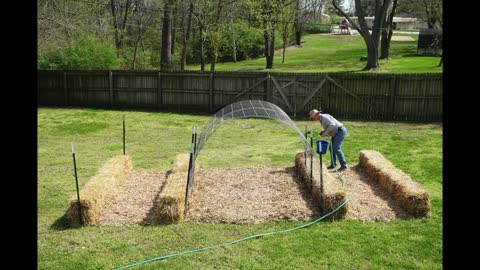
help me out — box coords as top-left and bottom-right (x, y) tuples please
(316, 140), (329, 155)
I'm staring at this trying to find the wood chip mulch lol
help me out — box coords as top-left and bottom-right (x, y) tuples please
(185, 167), (321, 224)
(330, 164), (412, 222)
(96, 165), (416, 226)
(97, 170), (168, 226)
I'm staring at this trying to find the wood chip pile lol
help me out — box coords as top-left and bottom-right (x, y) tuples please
(67, 155), (133, 225)
(294, 152), (348, 220)
(358, 150), (431, 218)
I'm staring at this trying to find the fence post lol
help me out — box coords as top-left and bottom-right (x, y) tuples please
(389, 75), (397, 120)
(109, 71), (114, 108)
(63, 71), (68, 106)
(209, 72), (214, 113)
(422, 76), (428, 122)
(266, 73), (272, 102)
(157, 72), (162, 111)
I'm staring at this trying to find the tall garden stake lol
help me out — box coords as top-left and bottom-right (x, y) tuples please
(309, 130), (313, 182)
(191, 125), (198, 185)
(192, 125), (198, 154)
(71, 143), (83, 225)
(304, 126), (308, 168)
(185, 141), (195, 213)
(123, 113), (126, 155)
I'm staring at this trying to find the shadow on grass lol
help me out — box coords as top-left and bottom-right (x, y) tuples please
(50, 214), (81, 231)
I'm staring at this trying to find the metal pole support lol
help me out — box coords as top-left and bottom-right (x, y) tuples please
(309, 130), (313, 182)
(192, 125), (197, 154)
(123, 114), (126, 155)
(192, 125), (198, 185)
(304, 126), (308, 168)
(185, 142), (195, 213)
(320, 151), (324, 194)
(71, 143), (83, 225)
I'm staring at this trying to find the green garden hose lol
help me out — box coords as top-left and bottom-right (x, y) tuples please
(115, 135), (350, 270)
(114, 198), (351, 270)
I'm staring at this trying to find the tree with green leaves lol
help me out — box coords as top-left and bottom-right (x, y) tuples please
(246, 0), (286, 69)
(128, 0), (156, 69)
(332, 0), (392, 70)
(397, 0), (442, 29)
(180, 1), (194, 70)
(38, 35), (120, 70)
(110, 0), (133, 56)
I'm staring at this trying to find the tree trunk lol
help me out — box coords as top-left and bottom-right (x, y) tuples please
(293, 0), (302, 46)
(295, 29), (301, 46)
(160, 0), (174, 70)
(332, 0), (391, 71)
(364, 40), (379, 70)
(269, 31), (275, 68)
(132, 38), (140, 70)
(380, 0), (397, 60)
(231, 19), (237, 63)
(264, 31), (275, 69)
(318, 1), (324, 22)
(282, 23), (288, 64)
(181, 3), (193, 70)
(171, 5), (177, 55)
(209, 0), (224, 72)
(200, 24), (205, 71)
(110, 0), (131, 56)
(210, 56), (217, 71)
(95, 2), (105, 40)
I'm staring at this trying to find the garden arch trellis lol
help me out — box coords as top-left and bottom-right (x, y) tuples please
(184, 100), (318, 209)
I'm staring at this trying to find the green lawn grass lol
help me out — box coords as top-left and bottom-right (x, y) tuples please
(38, 108), (442, 269)
(186, 33), (442, 73)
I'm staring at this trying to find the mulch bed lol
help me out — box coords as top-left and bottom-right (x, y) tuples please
(97, 165), (415, 226)
(97, 170), (168, 226)
(332, 164), (411, 222)
(185, 167), (320, 224)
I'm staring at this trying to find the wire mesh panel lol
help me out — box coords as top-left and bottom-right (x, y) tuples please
(185, 100), (317, 204)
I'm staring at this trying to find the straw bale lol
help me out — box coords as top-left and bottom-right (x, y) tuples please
(295, 152), (348, 220)
(358, 150), (431, 218)
(67, 155), (133, 225)
(153, 154), (196, 223)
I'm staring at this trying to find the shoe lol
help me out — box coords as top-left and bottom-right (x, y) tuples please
(327, 165), (335, 169)
(338, 166), (348, 172)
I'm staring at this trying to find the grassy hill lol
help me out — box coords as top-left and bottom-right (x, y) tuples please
(187, 33), (442, 73)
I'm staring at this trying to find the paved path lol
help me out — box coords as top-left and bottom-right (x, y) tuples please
(331, 25), (419, 35)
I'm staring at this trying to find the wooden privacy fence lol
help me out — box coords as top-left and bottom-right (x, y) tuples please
(38, 70), (442, 121)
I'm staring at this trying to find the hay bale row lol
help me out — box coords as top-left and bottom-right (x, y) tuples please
(295, 152), (348, 220)
(67, 155), (133, 225)
(153, 154), (195, 223)
(358, 150), (431, 218)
